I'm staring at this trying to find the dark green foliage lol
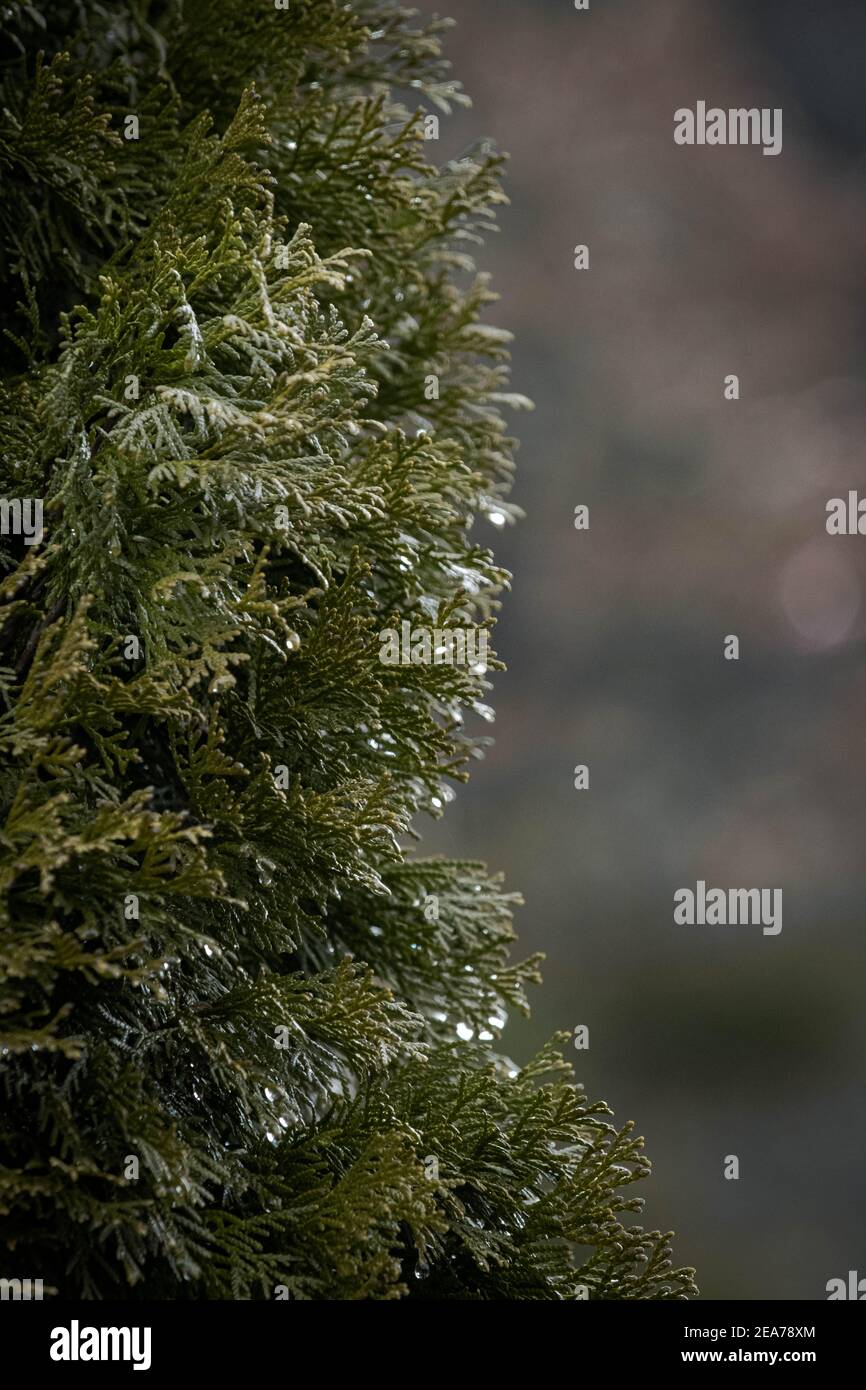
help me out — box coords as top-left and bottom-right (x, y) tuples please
(0, 0), (697, 1299)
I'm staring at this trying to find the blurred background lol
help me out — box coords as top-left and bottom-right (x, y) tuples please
(417, 0), (866, 1299)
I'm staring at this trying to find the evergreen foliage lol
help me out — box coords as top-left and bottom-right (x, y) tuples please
(0, 0), (697, 1300)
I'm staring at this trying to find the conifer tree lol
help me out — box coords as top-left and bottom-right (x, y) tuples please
(0, 1), (696, 1300)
